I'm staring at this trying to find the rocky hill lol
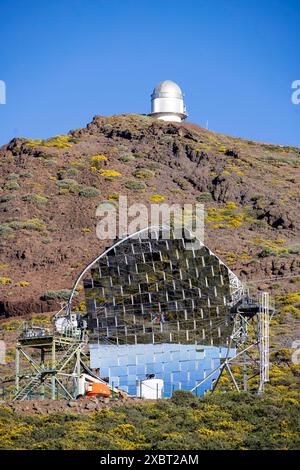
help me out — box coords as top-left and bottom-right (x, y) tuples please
(1, 113), (300, 317)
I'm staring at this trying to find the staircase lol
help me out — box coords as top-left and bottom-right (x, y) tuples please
(56, 342), (81, 370)
(13, 374), (42, 401)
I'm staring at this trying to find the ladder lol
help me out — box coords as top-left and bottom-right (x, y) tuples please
(13, 374), (42, 401)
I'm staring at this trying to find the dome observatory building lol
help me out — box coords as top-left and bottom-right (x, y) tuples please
(149, 80), (188, 122)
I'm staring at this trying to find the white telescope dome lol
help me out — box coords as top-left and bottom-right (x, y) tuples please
(152, 80), (183, 99)
(149, 80), (188, 122)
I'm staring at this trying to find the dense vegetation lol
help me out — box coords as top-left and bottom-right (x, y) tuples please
(0, 389), (299, 450)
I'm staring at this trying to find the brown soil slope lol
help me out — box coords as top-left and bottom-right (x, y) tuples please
(1, 114), (300, 316)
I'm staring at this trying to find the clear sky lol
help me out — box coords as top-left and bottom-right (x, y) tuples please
(0, 0), (299, 146)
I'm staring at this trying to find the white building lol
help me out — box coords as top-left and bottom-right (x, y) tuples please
(149, 80), (187, 122)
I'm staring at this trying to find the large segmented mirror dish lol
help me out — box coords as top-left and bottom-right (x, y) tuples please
(78, 227), (242, 346)
(71, 227), (243, 396)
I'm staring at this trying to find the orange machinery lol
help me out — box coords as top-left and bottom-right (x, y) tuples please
(86, 381), (111, 398)
(79, 373), (127, 399)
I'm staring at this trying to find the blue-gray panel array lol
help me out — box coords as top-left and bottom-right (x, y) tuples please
(90, 343), (236, 397)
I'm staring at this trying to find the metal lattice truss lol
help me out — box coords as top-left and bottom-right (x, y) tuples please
(13, 326), (86, 401)
(191, 292), (271, 395)
(228, 271), (244, 307)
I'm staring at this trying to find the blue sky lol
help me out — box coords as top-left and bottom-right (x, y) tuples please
(0, 0), (299, 146)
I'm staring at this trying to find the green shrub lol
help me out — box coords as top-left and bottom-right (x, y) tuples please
(133, 151), (146, 158)
(0, 224), (14, 238)
(4, 181), (20, 191)
(173, 177), (188, 190)
(56, 179), (80, 193)
(79, 186), (100, 198)
(44, 158), (55, 166)
(22, 193), (47, 204)
(102, 123), (113, 132)
(258, 247), (278, 258)
(65, 167), (78, 177)
(42, 237), (53, 244)
(0, 194), (14, 203)
(7, 218), (45, 231)
(68, 136), (80, 144)
(288, 244), (300, 255)
(20, 172), (33, 178)
(132, 169), (155, 179)
(253, 219), (268, 228)
(124, 180), (146, 191)
(7, 173), (20, 181)
(196, 192), (213, 203)
(160, 135), (174, 144)
(41, 289), (75, 301)
(171, 390), (198, 405)
(118, 153), (136, 162)
(146, 162), (160, 170)
(251, 194), (264, 202)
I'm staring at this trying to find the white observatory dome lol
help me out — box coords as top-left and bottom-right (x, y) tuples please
(149, 80), (188, 122)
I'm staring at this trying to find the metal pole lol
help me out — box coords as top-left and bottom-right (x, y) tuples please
(242, 317), (247, 392)
(51, 340), (56, 400)
(225, 363), (240, 392)
(265, 294), (270, 383)
(258, 292), (270, 394)
(211, 363), (226, 392)
(76, 346), (81, 398)
(15, 347), (20, 394)
(40, 348), (45, 399)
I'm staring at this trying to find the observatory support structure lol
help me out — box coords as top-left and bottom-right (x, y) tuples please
(190, 292), (271, 395)
(13, 323), (86, 401)
(258, 292), (270, 393)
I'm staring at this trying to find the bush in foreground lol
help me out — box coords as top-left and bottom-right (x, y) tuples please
(0, 391), (299, 450)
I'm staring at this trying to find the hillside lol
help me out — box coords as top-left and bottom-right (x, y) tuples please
(1, 391), (300, 450)
(0, 113), (300, 317)
(1, 114), (300, 451)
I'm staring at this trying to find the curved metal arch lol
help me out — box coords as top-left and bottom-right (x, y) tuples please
(66, 225), (244, 315)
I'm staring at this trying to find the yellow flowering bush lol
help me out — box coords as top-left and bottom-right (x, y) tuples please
(90, 155), (108, 170)
(149, 194), (165, 203)
(99, 169), (122, 178)
(26, 135), (72, 148)
(91, 155), (107, 162)
(205, 202), (248, 229)
(0, 277), (12, 285)
(277, 293), (300, 304)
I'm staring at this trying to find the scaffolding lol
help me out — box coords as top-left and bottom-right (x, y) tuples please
(190, 292), (272, 395)
(258, 292), (270, 393)
(13, 322), (87, 401)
